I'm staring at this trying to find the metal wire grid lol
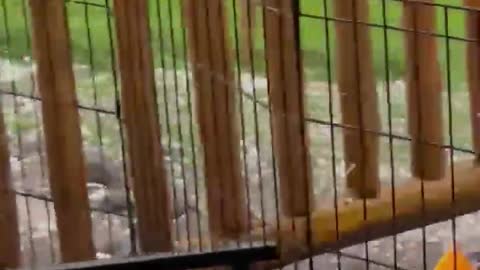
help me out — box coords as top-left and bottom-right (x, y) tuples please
(0, 0), (478, 269)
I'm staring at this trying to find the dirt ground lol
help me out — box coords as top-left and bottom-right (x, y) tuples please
(13, 168), (480, 270)
(9, 129), (480, 270)
(3, 61), (480, 270)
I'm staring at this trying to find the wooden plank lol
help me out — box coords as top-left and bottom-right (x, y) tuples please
(262, 0), (313, 217)
(28, 0), (95, 262)
(403, 0), (445, 180)
(0, 105), (20, 269)
(333, 0), (381, 198)
(251, 159), (480, 269)
(464, 0), (480, 159)
(112, 0), (172, 252)
(183, 0), (248, 238)
(239, 0), (256, 68)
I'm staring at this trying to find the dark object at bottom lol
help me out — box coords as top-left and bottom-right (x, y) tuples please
(29, 245), (278, 270)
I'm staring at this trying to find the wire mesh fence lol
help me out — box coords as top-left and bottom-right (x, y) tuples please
(1, 0), (480, 269)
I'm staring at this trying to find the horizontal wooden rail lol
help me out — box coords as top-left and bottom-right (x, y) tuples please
(175, 160), (480, 268)
(252, 159), (480, 268)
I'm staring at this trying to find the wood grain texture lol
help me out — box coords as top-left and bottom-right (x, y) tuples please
(333, 0), (381, 198)
(263, 0), (313, 217)
(0, 106), (20, 269)
(28, 0), (95, 262)
(113, 0), (172, 253)
(464, 0), (480, 158)
(403, 0), (446, 180)
(183, 0), (248, 239)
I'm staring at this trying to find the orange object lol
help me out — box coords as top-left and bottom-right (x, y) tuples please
(434, 246), (475, 270)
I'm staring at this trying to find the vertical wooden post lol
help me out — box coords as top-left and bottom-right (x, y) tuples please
(183, 0), (248, 238)
(112, 0), (172, 252)
(403, 1), (445, 180)
(464, 0), (480, 159)
(263, 0), (313, 216)
(239, 0), (256, 68)
(0, 106), (20, 269)
(28, 0), (95, 262)
(333, 0), (381, 198)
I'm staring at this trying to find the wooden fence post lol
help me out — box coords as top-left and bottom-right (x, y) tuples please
(28, 0), (95, 262)
(403, 0), (445, 180)
(263, 0), (313, 216)
(333, 0), (381, 198)
(112, 0), (172, 252)
(464, 0), (480, 160)
(239, 0), (256, 68)
(0, 106), (20, 269)
(183, 0), (248, 239)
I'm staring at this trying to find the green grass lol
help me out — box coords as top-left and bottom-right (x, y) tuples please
(0, 0), (473, 86)
(299, 0), (469, 84)
(0, 0), (184, 71)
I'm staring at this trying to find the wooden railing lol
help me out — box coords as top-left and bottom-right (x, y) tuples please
(2, 0), (480, 269)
